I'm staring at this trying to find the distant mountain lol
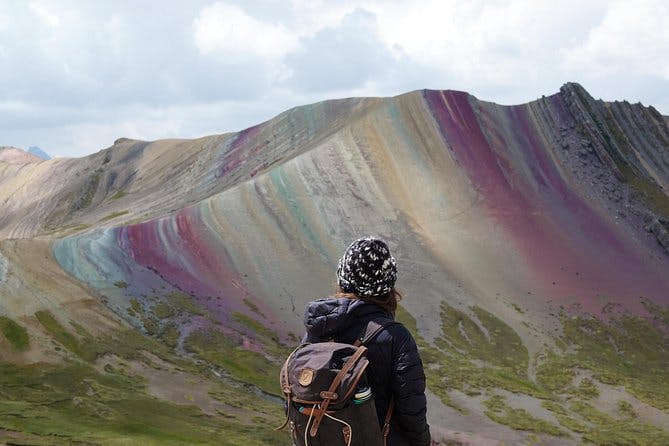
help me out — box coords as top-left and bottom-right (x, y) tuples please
(0, 146), (42, 164)
(27, 146), (51, 160)
(1, 83), (668, 445)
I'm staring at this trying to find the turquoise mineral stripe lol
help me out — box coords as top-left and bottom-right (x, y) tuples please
(53, 229), (130, 288)
(268, 166), (326, 257)
(385, 100), (433, 173)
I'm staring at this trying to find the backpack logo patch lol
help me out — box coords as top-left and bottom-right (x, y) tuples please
(298, 368), (314, 386)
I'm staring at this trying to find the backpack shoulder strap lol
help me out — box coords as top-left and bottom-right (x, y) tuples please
(353, 317), (398, 444)
(353, 318), (398, 347)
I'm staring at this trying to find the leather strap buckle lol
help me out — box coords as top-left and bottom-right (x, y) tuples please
(319, 391), (338, 399)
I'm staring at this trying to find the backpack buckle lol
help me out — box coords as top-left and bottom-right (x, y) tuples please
(319, 391), (338, 400)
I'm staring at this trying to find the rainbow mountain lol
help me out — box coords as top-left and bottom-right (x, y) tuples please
(1, 83), (668, 445)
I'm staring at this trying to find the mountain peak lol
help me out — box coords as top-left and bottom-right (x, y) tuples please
(27, 146), (51, 160)
(559, 81), (592, 100)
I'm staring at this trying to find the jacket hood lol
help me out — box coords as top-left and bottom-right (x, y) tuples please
(303, 297), (389, 341)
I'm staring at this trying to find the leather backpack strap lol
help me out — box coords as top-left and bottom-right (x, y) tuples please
(382, 396), (394, 445)
(352, 318), (398, 443)
(275, 344), (302, 431)
(354, 318), (398, 347)
(309, 345), (368, 437)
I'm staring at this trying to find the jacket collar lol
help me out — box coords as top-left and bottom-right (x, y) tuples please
(303, 297), (390, 341)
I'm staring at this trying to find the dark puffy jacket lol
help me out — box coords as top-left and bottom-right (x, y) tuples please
(303, 297), (431, 446)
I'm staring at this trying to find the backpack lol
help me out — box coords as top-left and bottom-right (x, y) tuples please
(277, 319), (397, 446)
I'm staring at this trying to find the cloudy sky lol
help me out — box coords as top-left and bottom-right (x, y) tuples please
(1, 0), (668, 158)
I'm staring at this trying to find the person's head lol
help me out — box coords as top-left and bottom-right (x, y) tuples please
(335, 236), (401, 313)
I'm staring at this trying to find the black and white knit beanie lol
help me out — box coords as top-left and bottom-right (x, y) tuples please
(337, 236), (397, 298)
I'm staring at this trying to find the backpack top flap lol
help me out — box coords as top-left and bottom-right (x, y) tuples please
(282, 342), (369, 406)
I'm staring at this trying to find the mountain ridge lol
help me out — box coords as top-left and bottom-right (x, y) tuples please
(4, 83), (668, 240)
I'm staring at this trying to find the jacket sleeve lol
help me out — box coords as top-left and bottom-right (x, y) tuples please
(391, 326), (431, 446)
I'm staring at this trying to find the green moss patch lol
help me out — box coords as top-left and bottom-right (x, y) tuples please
(397, 300), (669, 440)
(34, 310), (188, 365)
(1, 314), (287, 444)
(431, 302), (532, 383)
(0, 361), (284, 445)
(535, 350), (575, 392)
(243, 298), (266, 318)
(483, 395), (564, 436)
(570, 400), (669, 445)
(35, 310), (96, 361)
(642, 298), (669, 334)
(184, 328), (281, 396)
(573, 377), (600, 400)
(111, 190), (128, 200)
(166, 291), (205, 316)
(619, 164), (669, 220)
(160, 323), (180, 349)
(99, 210), (129, 222)
(397, 302), (546, 412)
(0, 316), (29, 352)
(69, 320), (91, 337)
(617, 400), (637, 419)
(152, 303), (175, 319)
(435, 304), (528, 373)
(540, 400), (589, 433)
(232, 313), (279, 344)
(142, 317), (159, 336)
(183, 311), (290, 397)
(559, 313), (669, 410)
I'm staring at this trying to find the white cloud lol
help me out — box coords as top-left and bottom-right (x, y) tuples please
(561, 0), (669, 80)
(287, 0), (361, 36)
(1, 0), (667, 158)
(283, 9), (397, 94)
(364, 0), (609, 96)
(29, 1), (60, 27)
(193, 2), (298, 58)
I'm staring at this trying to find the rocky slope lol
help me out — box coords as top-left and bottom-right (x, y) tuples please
(1, 84), (668, 445)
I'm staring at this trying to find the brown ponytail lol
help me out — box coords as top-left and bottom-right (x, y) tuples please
(334, 287), (402, 315)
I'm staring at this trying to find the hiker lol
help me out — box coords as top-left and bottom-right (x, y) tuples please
(302, 236), (431, 446)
